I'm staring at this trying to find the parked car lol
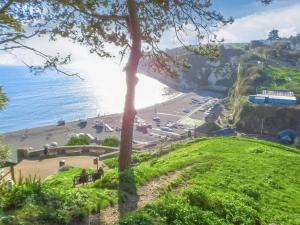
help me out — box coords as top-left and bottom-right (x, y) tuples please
(153, 116), (161, 122)
(182, 107), (190, 113)
(166, 122), (177, 128)
(160, 126), (173, 132)
(136, 123), (152, 132)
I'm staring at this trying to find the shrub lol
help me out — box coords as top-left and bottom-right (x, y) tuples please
(17, 148), (29, 158)
(0, 142), (9, 167)
(101, 136), (120, 147)
(117, 211), (163, 225)
(184, 188), (260, 225)
(118, 195), (227, 225)
(67, 135), (90, 146)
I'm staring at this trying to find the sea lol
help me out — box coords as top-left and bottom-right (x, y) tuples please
(0, 64), (175, 133)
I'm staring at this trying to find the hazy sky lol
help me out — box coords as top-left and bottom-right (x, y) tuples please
(1, 0), (300, 66)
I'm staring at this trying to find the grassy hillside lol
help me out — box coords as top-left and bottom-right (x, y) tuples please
(118, 137), (300, 225)
(264, 66), (300, 95)
(1, 137), (299, 224)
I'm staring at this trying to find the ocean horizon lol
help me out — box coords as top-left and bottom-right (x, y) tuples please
(0, 65), (174, 133)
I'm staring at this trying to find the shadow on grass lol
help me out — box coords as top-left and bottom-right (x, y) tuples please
(118, 167), (138, 216)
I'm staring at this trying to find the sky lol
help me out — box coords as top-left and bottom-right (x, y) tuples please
(214, 0), (300, 43)
(1, 0), (300, 66)
(212, 0), (300, 18)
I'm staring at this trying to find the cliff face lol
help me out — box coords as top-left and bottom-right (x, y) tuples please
(236, 103), (300, 135)
(138, 44), (245, 93)
(227, 40), (300, 135)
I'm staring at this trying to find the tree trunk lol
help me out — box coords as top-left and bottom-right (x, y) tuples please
(119, 0), (141, 171)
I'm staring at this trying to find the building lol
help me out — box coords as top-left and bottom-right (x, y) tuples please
(249, 90), (297, 106)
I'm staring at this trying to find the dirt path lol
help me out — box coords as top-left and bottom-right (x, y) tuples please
(98, 167), (191, 225)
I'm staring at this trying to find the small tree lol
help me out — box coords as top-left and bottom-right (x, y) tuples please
(0, 139), (9, 167)
(0, 87), (8, 167)
(268, 29), (280, 41)
(0, 87), (8, 111)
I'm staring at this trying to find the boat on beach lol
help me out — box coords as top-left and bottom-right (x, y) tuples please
(57, 119), (65, 126)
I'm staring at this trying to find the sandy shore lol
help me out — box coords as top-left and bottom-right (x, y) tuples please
(3, 90), (223, 151)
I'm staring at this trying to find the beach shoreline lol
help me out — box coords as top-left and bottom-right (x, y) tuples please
(3, 90), (223, 151)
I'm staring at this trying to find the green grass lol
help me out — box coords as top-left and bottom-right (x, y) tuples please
(67, 135), (90, 146)
(118, 137), (300, 225)
(1, 137), (300, 225)
(263, 65), (300, 95)
(229, 43), (248, 51)
(44, 167), (117, 208)
(101, 136), (120, 147)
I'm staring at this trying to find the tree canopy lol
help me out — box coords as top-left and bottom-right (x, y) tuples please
(43, 0), (233, 170)
(0, 87), (8, 167)
(268, 29), (280, 41)
(0, 0), (76, 76)
(0, 87), (8, 111)
(0, 0), (275, 171)
(0, 139), (9, 167)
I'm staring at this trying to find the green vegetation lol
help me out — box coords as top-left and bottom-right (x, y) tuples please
(0, 168), (117, 224)
(67, 135), (90, 146)
(103, 150), (169, 169)
(229, 43), (249, 51)
(227, 50), (300, 134)
(0, 88), (8, 167)
(118, 137), (300, 225)
(0, 140), (9, 167)
(0, 87), (8, 111)
(101, 136), (120, 147)
(264, 65), (300, 95)
(1, 137), (299, 224)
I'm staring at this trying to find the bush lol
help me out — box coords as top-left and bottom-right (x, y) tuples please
(67, 135), (90, 146)
(0, 179), (91, 225)
(17, 148), (29, 158)
(118, 195), (227, 225)
(101, 136), (120, 147)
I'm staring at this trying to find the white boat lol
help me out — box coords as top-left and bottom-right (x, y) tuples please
(50, 142), (58, 147)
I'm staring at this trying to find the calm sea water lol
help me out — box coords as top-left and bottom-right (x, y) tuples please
(0, 65), (173, 132)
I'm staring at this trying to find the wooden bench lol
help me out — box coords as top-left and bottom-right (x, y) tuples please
(73, 170), (103, 187)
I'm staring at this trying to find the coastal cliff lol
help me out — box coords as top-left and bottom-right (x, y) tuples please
(138, 44), (245, 93)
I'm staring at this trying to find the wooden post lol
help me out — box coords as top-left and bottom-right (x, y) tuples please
(10, 165), (15, 182)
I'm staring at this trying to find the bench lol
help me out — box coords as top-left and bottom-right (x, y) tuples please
(73, 170), (104, 187)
